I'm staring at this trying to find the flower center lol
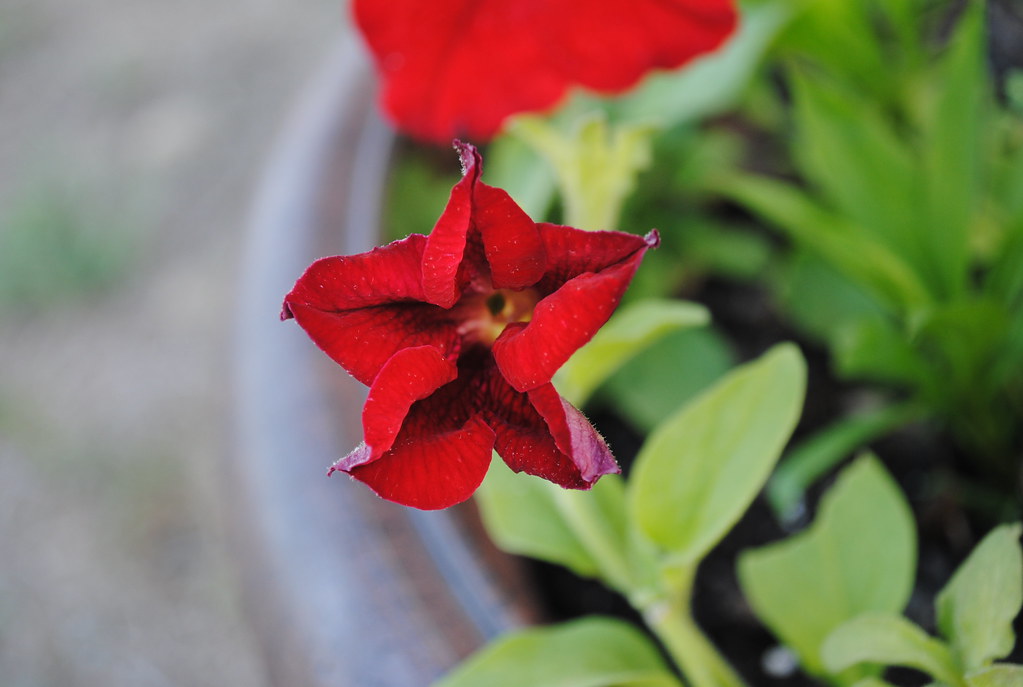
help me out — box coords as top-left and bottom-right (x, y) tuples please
(460, 288), (539, 345)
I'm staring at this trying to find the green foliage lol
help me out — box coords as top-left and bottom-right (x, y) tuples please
(508, 113), (655, 231)
(822, 613), (962, 686)
(766, 401), (922, 521)
(738, 456), (916, 680)
(555, 299), (709, 406)
(629, 344), (805, 564)
(477, 460), (612, 581)
(382, 148), (453, 241)
(816, 524), (1023, 687)
(717, 0), (1023, 474)
(473, 345), (808, 687)
(936, 524), (1023, 672)
(966, 665), (1023, 687)
(435, 4), (1023, 687)
(433, 616), (682, 687)
(485, 0), (793, 230)
(600, 326), (735, 433)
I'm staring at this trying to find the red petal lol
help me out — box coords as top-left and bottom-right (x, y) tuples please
(282, 233), (427, 318)
(492, 228), (657, 391)
(527, 384), (619, 484)
(535, 2), (737, 94)
(475, 182), (546, 290)
(483, 370), (617, 488)
(343, 415), (496, 510)
(283, 235), (463, 385)
(421, 145), (478, 308)
(354, 0), (737, 143)
(284, 301), (458, 387)
(423, 143), (545, 305)
(361, 346), (458, 458)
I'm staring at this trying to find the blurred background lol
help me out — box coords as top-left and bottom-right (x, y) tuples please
(0, 0), (345, 683)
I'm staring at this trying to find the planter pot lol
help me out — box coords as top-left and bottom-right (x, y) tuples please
(230, 33), (541, 687)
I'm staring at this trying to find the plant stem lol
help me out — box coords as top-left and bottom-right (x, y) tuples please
(642, 565), (748, 687)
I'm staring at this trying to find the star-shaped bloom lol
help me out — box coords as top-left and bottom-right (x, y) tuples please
(282, 142), (658, 509)
(354, 0), (738, 143)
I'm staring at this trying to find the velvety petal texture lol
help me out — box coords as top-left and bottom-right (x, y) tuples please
(283, 143), (655, 509)
(361, 346), (458, 459)
(343, 416), (496, 510)
(354, 0), (738, 143)
(493, 228), (659, 391)
(422, 142), (545, 306)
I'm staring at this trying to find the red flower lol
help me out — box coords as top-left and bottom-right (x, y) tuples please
(282, 142), (658, 509)
(354, 0), (738, 144)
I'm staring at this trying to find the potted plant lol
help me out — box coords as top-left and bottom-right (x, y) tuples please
(232, 1), (1023, 685)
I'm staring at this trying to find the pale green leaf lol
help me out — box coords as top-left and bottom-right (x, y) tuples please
(738, 456), (917, 677)
(556, 299), (709, 406)
(629, 343), (806, 563)
(434, 616), (682, 687)
(966, 664), (1023, 687)
(822, 612), (960, 686)
(484, 135), (556, 219)
(508, 113), (654, 230)
(476, 461), (645, 592)
(476, 459), (600, 579)
(601, 326), (734, 433)
(936, 523), (1023, 671)
(850, 679), (898, 687)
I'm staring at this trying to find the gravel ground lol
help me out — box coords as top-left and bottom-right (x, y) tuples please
(0, 1), (344, 684)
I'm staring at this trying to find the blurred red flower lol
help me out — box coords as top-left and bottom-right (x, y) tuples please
(354, 0), (738, 143)
(282, 142), (658, 509)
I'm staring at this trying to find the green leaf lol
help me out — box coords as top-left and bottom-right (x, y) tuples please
(936, 523), (1023, 671)
(966, 665), (1023, 687)
(849, 680), (898, 687)
(772, 251), (886, 344)
(381, 150), (452, 241)
(832, 317), (929, 388)
(714, 173), (931, 312)
(556, 299), (710, 406)
(738, 456), (917, 677)
(601, 326), (735, 433)
(681, 221), (774, 281)
(788, 67), (919, 268)
(775, 0), (897, 101)
(476, 459), (601, 579)
(917, 0), (987, 299)
(629, 344), (806, 563)
(913, 301), (1011, 400)
(767, 401), (921, 522)
(434, 616), (682, 687)
(484, 134), (557, 219)
(821, 612), (961, 686)
(509, 113), (654, 230)
(476, 462), (649, 593)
